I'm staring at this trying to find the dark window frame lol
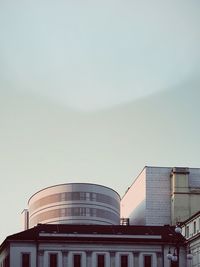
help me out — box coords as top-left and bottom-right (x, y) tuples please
(49, 253), (58, 267)
(120, 254), (128, 267)
(73, 254), (81, 267)
(21, 253), (30, 267)
(144, 255), (152, 267)
(97, 254), (105, 267)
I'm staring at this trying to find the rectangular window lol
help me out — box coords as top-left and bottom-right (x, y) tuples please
(22, 253), (30, 267)
(60, 208), (65, 217)
(86, 207), (90, 216)
(91, 208), (96, 217)
(121, 255), (128, 267)
(144, 255), (151, 267)
(72, 192), (80, 200)
(73, 254), (81, 267)
(80, 192), (85, 200)
(73, 207), (80, 216)
(49, 254), (57, 267)
(97, 254), (105, 267)
(91, 193), (97, 201)
(61, 192), (66, 201)
(194, 221), (196, 234)
(186, 226), (189, 238)
(171, 261), (178, 267)
(80, 207), (86, 216)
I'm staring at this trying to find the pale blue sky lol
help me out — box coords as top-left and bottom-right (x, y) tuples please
(0, 0), (200, 243)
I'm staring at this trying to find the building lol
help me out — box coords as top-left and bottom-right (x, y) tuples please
(22, 183), (121, 229)
(181, 210), (200, 267)
(121, 166), (200, 226)
(0, 223), (187, 267)
(1, 166), (199, 267)
(22, 167), (200, 230)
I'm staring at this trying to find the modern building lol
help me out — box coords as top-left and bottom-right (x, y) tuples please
(1, 166), (199, 267)
(181, 210), (200, 267)
(22, 167), (200, 230)
(0, 223), (187, 267)
(121, 166), (200, 226)
(22, 183), (121, 229)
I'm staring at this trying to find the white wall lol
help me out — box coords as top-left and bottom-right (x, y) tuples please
(4, 240), (187, 267)
(121, 168), (146, 225)
(10, 243), (36, 267)
(121, 166), (172, 225)
(146, 167), (171, 225)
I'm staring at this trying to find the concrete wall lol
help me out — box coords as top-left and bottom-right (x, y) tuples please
(121, 168), (146, 225)
(121, 166), (171, 226)
(122, 166), (200, 226)
(146, 167), (171, 225)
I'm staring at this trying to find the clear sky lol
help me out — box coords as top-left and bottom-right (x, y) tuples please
(0, 0), (200, 243)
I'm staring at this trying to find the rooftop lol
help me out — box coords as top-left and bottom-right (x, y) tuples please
(0, 223), (186, 251)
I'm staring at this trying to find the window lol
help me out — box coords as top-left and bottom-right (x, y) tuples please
(60, 208), (65, 217)
(22, 253), (30, 267)
(73, 207), (79, 216)
(194, 221), (196, 234)
(49, 254), (57, 267)
(80, 207), (86, 216)
(72, 192), (80, 200)
(97, 254), (105, 267)
(73, 254), (81, 267)
(91, 193), (97, 201)
(186, 226), (189, 238)
(80, 192), (85, 200)
(86, 193), (90, 201)
(171, 261), (178, 267)
(90, 208), (97, 217)
(121, 255), (128, 267)
(144, 255), (151, 267)
(61, 192), (66, 201)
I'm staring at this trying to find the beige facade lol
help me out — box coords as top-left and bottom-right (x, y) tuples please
(121, 166), (200, 226)
(170, 167), (200, 224)
(170, 167), (200, 225)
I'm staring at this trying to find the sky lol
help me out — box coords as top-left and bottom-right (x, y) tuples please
(0, 0), (200, 243)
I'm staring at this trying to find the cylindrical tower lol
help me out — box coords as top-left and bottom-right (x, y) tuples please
(28, 183), (120, 228)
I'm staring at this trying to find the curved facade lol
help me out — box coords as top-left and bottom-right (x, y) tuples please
(28, 183), (120, 228)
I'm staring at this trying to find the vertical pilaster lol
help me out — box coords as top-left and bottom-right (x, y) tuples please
(62, 251), (68, 267)
(133, 252), (139, 267)
(38, 250), (44, 267)
(156, 252), (163, 267)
